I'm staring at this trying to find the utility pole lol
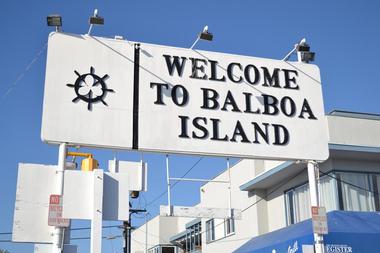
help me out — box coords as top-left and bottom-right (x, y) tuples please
(123, 208), (146, 253)
(307, 161), (325, 253)
(53, 143), (67, 253)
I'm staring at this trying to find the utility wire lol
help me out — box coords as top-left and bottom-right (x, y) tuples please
(70, 225), (121, 231)
(71, 235), (123, 241)
(318, 169), (379, 196)
(2, 42), (47, 99)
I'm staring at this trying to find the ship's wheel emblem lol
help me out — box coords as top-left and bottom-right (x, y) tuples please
(66, 67), (114, 111)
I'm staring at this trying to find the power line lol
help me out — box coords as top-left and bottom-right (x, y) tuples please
(318, 169), (379, 195)
(70, 225), (121, 231)
(0, 225), (123, 237)
(71, 235), (123, 241)
(2, 42), (47, 99)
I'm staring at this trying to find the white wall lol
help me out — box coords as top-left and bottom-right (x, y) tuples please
(327, 115), (380, 147)
(132, 216), (160, 253)
(199, 159), (284, 253)
(131, 215), (192, 253)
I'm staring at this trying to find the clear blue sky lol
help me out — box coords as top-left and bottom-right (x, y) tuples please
(1, 1), (379, 252)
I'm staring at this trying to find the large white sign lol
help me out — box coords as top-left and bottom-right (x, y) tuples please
(62, 169), (130, 221)
(137, 43), (329, 161)
(41, 32), (135, 149)
(41, 33), (329, 161)
(13, 164), (58, 243)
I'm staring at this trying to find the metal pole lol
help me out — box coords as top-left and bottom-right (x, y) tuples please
(128, 214), (132, 253)
(125, 209), (146, 253)
(145, 213), (149, 253)
(227, 158), (232, 218)
(53, 143), (67, 253)
(166, 154), (172, 215)
(123, 221), (128, 253)
(307, 161), (325, 253)
(169, 177), (229, 183)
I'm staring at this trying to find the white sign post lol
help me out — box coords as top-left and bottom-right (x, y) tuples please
(308, 161), (326, 253)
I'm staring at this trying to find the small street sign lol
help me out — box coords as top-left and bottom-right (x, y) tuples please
(311, 206), (328, 235)
(48, 194), (69, 227)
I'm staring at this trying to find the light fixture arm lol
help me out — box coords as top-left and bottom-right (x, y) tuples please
(282, 38), (306, 61)
(190, 36), (201, 50)
(282, 44), (298, 61)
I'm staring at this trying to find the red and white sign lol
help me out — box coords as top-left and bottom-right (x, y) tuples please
(311, 206), (328, 234)
(48, 195), (69, 227)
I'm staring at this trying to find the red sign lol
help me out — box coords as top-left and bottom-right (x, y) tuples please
(311, 206), (328, 234)
(48, 194), (69, 227)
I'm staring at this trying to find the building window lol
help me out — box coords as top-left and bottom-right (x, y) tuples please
(186, 221), (202, 252)
(161, 246), (175, 253)
(206, 217), (235, 243)
(148, 245), (176, 253)
(172, 221), (202, 253)
(225, 217), (235, 235)
(285, 174), (339, 224)
(206, 219), (215, 243)
(285, 171), (380, 225)
(148, 246), (160, 253)
(337, 172), (375, 211)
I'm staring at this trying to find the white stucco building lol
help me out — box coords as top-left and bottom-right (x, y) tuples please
(131, 110), (380, 253)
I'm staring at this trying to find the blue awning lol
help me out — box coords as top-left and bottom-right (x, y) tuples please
(234, 211), (380, 253)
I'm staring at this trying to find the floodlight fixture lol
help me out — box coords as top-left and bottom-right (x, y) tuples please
(282, 38), (315, 63)
(199, 25), (213, 41)
(87, 9), (104, 35)
(300, 51), (315, 63)
(297, 43), (310, 52)
(190, 25), (213, 50)
(47, 14), (62, 32)
(297, 40), (315, 63)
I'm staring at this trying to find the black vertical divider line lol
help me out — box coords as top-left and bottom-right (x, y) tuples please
(132, 43), (140, 149)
